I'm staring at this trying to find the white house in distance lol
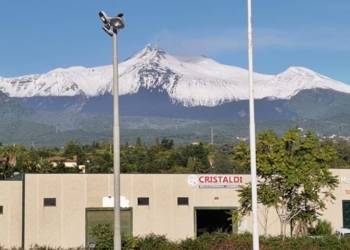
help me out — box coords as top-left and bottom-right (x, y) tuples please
(47, 155), (86, 172)
(0, 170), (350, 248)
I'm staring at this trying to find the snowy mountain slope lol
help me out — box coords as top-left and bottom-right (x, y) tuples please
(256, 67), (350, 99)
(0, 66), (112, 98)
(1, 45), (350, 107)
(115, 46), (273, 106)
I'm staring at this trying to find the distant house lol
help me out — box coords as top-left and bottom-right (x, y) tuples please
(46, 155), (86, 172)
(47, 155), (78, 168)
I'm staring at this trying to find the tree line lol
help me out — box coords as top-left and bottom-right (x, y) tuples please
(1, 127), (350, 180)
(0, 127), (347, 237)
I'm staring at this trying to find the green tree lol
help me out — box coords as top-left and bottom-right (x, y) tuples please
(36, 146), (60, 159)
(178, 142), (210, 173)
(236, 128), (339, 237)
(135, 137), (142, 147)
(63, 141), (86, 165)
(160, 137), (174, 150)
(324, 139), (350, 168)
(212, 149), (234, 174)
(87, 151), (113, 173)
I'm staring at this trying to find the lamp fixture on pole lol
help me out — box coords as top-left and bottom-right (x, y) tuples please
(98, 10), (125, 250)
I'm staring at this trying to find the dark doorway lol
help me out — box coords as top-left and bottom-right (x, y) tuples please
(195, 208), (232, 237)
(343, 201), (350, 228)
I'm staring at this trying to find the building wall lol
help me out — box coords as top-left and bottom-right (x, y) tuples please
(24, 174), (114, 248)
(320, 169), (350, 230)
(122, 174), (244, 239)
(23, 174), (251, 248)
(1, 170), (350, 248)
(0, 180), (22, 248)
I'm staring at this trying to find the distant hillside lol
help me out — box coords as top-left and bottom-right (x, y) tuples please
(1, 115), (350, 147)
(285, 89), (350, 119)
(0, 91), (34, 119)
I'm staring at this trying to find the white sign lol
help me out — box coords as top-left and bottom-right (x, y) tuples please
(102, 196), (130, 208)
(187, 175), (243, 189)
(341, 177), (350, 184)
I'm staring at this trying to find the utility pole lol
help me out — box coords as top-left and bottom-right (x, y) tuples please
(247, 0), (260, 249)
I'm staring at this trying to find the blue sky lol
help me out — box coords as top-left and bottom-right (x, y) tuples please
(0, 0), (349, 83)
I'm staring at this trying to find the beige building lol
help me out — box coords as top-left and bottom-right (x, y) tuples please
(0, 170), (350, 248)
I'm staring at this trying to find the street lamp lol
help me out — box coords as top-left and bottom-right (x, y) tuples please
(247, 0), (259, 249)
(98, 10), (125, 250)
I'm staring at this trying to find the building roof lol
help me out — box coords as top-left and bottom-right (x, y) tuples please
(47, 156), (77, 163)
(47, 156), (67, 162)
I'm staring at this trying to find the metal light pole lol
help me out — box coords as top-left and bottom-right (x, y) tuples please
(98, 11), (125, 250)
(247, 0), (259, 249)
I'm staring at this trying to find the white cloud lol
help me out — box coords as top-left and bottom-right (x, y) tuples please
(150, 27), (350, 55)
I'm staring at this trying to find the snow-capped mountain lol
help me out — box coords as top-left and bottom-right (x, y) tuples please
(1, 45), (350, 107)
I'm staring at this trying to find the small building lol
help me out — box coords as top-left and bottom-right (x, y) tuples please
(0, 170), (350, 248)
(47, 155), (86, 172)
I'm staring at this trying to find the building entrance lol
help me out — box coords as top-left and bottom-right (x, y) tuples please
(195, 208), (234, 237)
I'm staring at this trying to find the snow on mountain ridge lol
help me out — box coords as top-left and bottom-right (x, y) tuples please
(0, 45), (350, 107)
(257, 66), (350, 99)
(116, 45), (275, 106)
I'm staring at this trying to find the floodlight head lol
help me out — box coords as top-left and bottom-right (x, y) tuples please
(99, 11), (110, 25)
(109, 16), (125, 30)
(117, 13), (124, 18)
(102, 26), (113, 37)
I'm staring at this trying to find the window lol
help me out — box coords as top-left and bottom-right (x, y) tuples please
(44, 198), (56, 207)
(137, 197), (149, 206)
(177, 197), (189, 205)
(0, 206), (3, 214)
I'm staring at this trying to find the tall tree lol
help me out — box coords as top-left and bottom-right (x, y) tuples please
(63, 141), (86, 165)
(235, 128), (339, 237)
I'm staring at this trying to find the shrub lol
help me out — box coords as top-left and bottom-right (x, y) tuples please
(8, 231), (350, 250)
(136, 233), (170, 250)
(90, 223), (113, 250)
(121, 233), (138, 250)
(315, 220), (333, 236)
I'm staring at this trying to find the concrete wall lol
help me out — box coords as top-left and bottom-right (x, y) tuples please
(122, 174), (252, 239)
(24, 174), (114, 248)
(23, 174), (251, 248)
(0, 180), (22, 248)
(1, 170), (350, 248)
(320, 169), (350, 230)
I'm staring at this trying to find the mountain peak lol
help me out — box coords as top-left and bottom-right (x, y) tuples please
(285, 66), (319, 75)
(282, 66), (331, 81)
(138, 44), (167, 55)
(48, 66), (88, 74)
(1, 46), (350, 104)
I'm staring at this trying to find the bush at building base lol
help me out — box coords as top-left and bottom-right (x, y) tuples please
(5, 231), (350, 250)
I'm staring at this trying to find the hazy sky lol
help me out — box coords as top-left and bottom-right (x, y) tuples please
(0, 0), (349, 83)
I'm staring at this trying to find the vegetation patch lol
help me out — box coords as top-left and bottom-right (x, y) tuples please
(4, 232), (350, 250)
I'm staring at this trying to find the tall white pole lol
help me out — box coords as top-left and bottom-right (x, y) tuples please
(247, 0), (259, 249)
(113, 31), (122, 250)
